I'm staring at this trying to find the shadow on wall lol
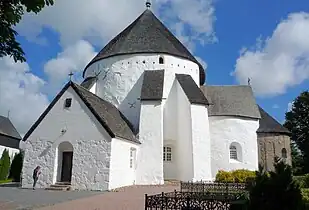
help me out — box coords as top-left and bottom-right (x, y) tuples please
(118, 73), (145, 134)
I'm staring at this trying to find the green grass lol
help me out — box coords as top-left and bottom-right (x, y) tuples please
(0, 179), (13, 184)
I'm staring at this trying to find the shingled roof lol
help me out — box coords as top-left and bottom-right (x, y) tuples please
(83, 9), (205, 85)
(0, 116), (21, 149)
(257, 106), (291, 135)
(200, 85), (261, 119)
(140, 70), (165, 101)
(80, 76), (96, 89)
(23, 82), (139, 143)
(0, 116), (21, 139)
(176, 74), (209, 105)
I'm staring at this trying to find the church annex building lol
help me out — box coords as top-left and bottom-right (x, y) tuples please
(20, 8), (292, 191)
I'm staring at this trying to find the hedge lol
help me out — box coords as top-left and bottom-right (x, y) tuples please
(0, 149), (11, 180)
(216, 169), (256, 183)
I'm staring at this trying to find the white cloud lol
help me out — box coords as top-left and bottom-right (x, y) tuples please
(232, 12), (309, 97)
(157, 0), (217, 50)
(0, 40), (97, 136)
(43, 40), (97, 93)
(287, 102), (292, 111)
(17, 0), (216, 51)
(0, 57), (49, 136)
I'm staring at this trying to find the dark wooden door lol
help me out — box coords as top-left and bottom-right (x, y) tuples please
(61, 152), (73, 182)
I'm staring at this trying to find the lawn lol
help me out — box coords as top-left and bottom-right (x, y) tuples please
(0, 179), (13, 184)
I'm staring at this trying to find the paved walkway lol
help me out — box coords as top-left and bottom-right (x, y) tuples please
(0, 184), (101, 209)
(37, 185), (179, 210)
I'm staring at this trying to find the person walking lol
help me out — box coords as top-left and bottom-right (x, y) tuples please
(32, 166), (41, 190)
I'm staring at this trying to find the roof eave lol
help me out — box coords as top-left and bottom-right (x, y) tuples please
(83, 52), (205, 78)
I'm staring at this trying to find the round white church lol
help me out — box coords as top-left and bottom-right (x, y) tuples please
(21, 8), (292, 191)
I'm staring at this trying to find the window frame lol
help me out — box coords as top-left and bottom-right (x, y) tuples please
(159, 56), (164, 64)
(163, 146), (172, 162)
(64, 98), (72, 108)
(130, 147), (137, 169)
(281, 148), (287, 159)
(229, 145), (238, 160)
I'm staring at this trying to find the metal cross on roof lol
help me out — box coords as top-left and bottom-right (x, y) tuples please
(68, 71), (74, 81)
(146, 0), (151, 8)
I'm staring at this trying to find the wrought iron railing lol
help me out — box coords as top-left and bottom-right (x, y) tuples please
(145, 190), (248, 210)
(180, 181), (250, 193)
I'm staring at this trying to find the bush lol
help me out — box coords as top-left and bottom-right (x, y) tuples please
(294, 175), (309, 188)
(215, 169), (255, 183)
(8, 152), (23, 182)
(249, 159), (303, 210)
(0, 149), (11, 180)
(232, 169), (256, 183)
(216, 170), (235, 182)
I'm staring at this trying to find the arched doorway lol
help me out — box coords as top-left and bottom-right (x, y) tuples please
(57, 141), (73, 183)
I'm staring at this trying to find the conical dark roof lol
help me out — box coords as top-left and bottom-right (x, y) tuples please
(257, 106), (291, 135)
(83, 9), (205, 85)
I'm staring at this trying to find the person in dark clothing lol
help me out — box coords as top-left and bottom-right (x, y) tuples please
(33, 166), (41, 190)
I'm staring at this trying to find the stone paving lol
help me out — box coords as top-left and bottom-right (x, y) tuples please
(0, 184), (101, 210)
(37, 185), (179, 210)
(0, 184), (178, 210)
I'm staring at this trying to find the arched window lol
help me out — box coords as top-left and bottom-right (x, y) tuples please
(163, 146), (172, 162)
(159, 56), (164, 64)
(229, 145), (238, 160)
(282, 148), (287, 159)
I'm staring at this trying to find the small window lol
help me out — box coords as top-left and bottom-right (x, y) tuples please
(159, 57), (164, 64)
(64, 98), (72, 108)
(230, 145), (237, 160)
(163, 146), (172, 162)
(282, 148), (287, 159)
(130, 148), (136, 168)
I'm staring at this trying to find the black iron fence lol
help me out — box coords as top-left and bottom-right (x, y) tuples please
(180, 181), (250, 194)
(145, 190), (248, 210)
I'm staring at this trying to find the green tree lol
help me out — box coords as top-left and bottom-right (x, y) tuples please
(284, 91), (309, 174)
(249, 159), (303, 210)
(0, 0), (54, 62)
(0, 149), (11, 180)
(9, 152), (23, 182)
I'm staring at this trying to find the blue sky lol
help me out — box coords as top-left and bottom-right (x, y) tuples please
(1, 0), (309, 134)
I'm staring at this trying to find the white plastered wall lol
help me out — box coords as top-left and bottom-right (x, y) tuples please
(190, 104), (212, 181)
(176, 82), (194, 181)
(109, 138), (139, 190)
(163, 78), (212, 182)
(84, 53), (201, 131)
(21, 86), (112, 191)
(136, 100), (164, 185)
(89, 82), (96, 94)
(163, 79), (178, 180)
(209, 116), (259, 178)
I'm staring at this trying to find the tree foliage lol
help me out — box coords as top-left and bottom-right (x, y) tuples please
(0, 149), (11, 180)
(249, 159), (303, 210)
(9, 152), (23, 182)
(0, 0), (54, 62)
(284, 91), (309, 174)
